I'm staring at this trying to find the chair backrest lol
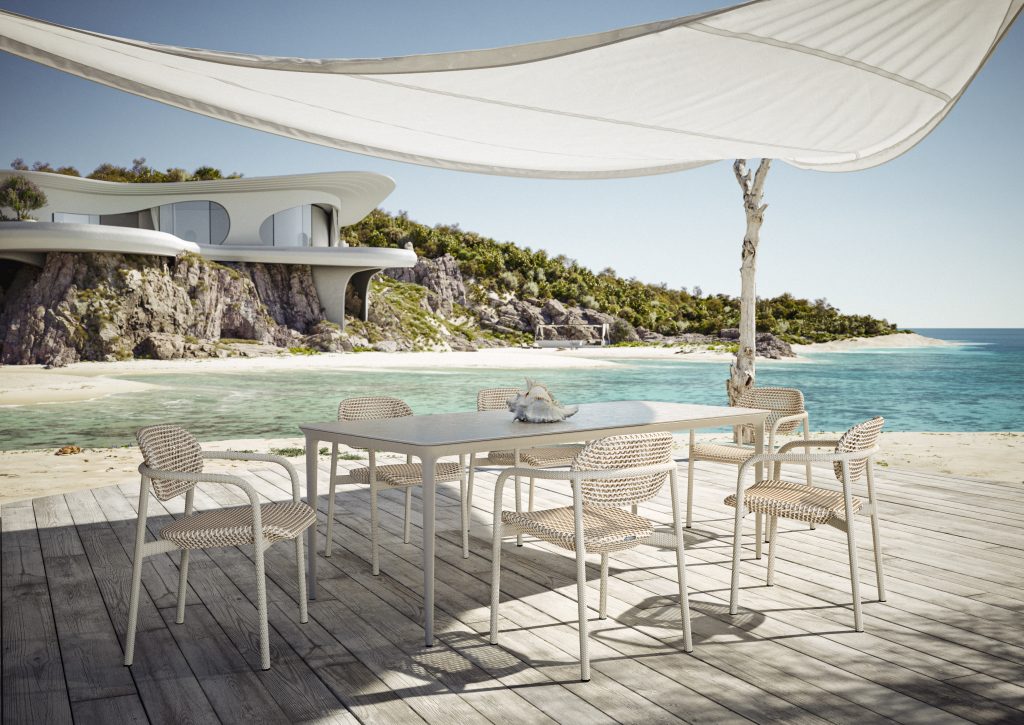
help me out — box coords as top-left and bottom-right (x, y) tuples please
(338, 396), (413, 421)
(477, 387), (520, 412)
(735, 387), (806, 435)
(136, 424), (203, 501)
(833, 416), (885, 483)
(571, 432), (673, 507)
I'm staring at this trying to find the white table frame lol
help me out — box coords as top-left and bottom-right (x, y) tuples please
(301, 400), (769, 646)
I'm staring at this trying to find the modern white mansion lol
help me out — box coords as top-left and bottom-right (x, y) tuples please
(0, 170), (416, 326)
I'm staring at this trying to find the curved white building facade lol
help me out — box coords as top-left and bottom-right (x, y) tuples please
(0, 170), (415, 326)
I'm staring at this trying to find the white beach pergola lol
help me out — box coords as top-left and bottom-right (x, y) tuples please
(2, 0), (1020, 395)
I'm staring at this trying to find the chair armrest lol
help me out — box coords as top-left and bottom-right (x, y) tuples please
(139, 463), (261, 507)
(492, 462), (679, 532)
(769, 412), (808, 437)
(776, 439), (841, 454)
(736, 446), (879, 486)
(495, 462), (677, 485)
(202, 450), (301, 502)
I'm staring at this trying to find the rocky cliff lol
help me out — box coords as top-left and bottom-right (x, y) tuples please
(0, 252), (324, 365)
(0, 250), (792, 365)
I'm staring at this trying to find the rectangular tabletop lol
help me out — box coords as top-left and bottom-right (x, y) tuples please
(300, 400), (769, 456)
(300, 400), (769, 646)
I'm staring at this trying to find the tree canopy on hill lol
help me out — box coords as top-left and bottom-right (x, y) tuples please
(345, 209), (901, 344)
(10, 158), (241, 183)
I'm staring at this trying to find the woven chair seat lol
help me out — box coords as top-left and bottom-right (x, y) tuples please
(724, 479), (862, 525)
(486, 445), (585, 468)
(690, 442), (755, 464)
(160, 501), (316, 549)
(346, 461), (463, 488)
(502, 505), (653, 554)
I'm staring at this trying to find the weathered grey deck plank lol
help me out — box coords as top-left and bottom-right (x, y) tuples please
(4, 456), (1023, 724)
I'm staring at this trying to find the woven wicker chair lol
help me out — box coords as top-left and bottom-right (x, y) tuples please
(125, 424), (315, 671)
(687, 387), (812, 554)
(469, 387), (585, 545)
(326, 396), (469, 572)
(725, 417), (886, 631)
(490, 432), (692, 682)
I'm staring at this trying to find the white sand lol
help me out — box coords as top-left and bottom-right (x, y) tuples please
(1, 431), (1019, 505)
(0, 369), (156, 406)
(792, 332), (956, 353)
(0, 331), (950, 408)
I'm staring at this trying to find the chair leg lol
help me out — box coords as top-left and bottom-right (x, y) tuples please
(467, 453), (476, 514)
(867, 466), (886, 602)
(668, 469), (693, 652)
(804, 421), (816, 531)
(460, 468), (469, 559)
(123, 542), (145, 666)
(254, 542), (271, 670)
(685, 455), (695, 529)
(370, 481), (381, 576)
(576, 547), (590, 682)
(403, 488), (413, 544)
(514, 475), (523, 547)
(528, 477), (535, 512)
(325, 480), (337, 557)
(729, 505), (745, 616)
(295, 535), (309, 624)
(846, 521), (864, 631)
(766, 516), (779, 586)
(599, 553), (609, 620)
(489, 521), (503, 644)
(175, 550), (190, 624)
(755, 512), (763, 560)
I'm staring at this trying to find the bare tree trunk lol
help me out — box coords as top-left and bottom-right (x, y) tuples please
(727, 158), (771, 410)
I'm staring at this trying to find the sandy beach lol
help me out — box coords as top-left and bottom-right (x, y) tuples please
(0, 332), (945, 408)
(3, 330), (1016, 503)
(1, 430), (1019, 505)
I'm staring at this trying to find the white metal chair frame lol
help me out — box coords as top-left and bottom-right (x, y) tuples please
(490, 453), (692, 682)
(728, 434), (886, 632)
(469, 386), (584, 546)
(326, 396), (470, 571)
(125, 449), (310, 671)
(687, 386), (813, 556)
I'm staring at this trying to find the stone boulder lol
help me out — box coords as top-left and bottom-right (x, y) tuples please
(384, 254), (466, 317)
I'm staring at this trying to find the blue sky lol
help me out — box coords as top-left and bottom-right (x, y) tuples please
(2, 0), (1021, 327)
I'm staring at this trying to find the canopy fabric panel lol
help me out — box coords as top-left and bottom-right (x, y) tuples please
(1, 0), (1019, 178)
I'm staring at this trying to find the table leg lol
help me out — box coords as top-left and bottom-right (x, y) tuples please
(305, 435), (319, 600)
(422, 454), (437, 646)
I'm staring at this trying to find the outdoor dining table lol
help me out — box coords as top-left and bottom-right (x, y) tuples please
(301, 400), (770, 646)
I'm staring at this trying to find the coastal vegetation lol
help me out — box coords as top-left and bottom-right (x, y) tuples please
(345, 207), (902, 344)
(0, 174), (47, 221)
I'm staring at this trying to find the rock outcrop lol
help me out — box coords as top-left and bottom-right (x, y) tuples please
(384, 254), (467, 317)
(0, 252), (317, 365)
(0, 248), (796, 364)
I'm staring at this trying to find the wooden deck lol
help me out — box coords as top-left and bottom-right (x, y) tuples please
(3, 454), (1023, 724)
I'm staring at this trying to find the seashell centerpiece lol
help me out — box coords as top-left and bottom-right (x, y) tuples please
(507, 379), (579, 423)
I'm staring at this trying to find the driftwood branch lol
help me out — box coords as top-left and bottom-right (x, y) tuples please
(727, 158), (772, 411)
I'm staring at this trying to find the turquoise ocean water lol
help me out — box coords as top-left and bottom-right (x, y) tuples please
(1, 328), (1021, 451)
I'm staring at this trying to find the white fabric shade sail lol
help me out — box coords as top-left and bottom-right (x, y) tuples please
(1, 0), (1019, 179)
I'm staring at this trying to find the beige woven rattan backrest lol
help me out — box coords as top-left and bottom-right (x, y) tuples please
(136, 424), (203, 501)
(477, 387), (520, 412)
(571, 432), (674, 507)
(833, 416), (885, 483)
(736, 387), (806, 435)
(338, 396), (413, 421)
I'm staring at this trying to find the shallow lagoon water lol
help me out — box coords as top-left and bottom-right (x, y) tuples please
(1, 328), (1021, 450)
